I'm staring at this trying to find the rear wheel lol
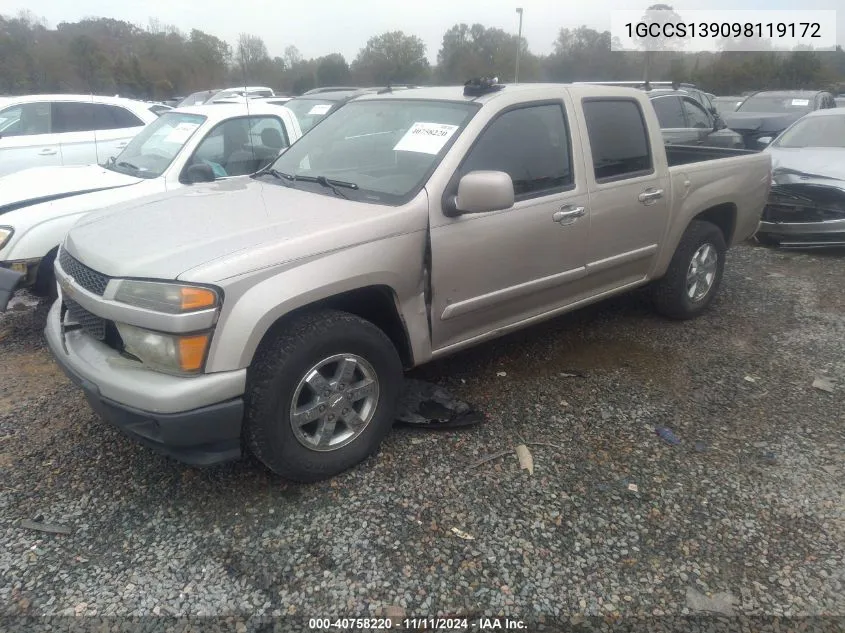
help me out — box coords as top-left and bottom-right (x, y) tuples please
(243, 310), (403, 482)
(652, 220), (726, 320)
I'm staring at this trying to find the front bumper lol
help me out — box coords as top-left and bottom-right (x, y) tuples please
(0, 266), (24, 312)
(757, 218), (845, 246)
(45, 300), (246, 465)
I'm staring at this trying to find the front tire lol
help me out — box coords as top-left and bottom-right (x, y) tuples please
(651, 220), (726, 320)
(243, 310), (403, 482)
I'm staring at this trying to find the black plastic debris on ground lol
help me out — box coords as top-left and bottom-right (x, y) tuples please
(394, 379), (484, 430)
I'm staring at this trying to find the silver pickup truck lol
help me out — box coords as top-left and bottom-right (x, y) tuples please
(45, 82), (771, 481)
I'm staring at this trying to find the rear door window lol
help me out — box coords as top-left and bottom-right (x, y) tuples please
(582, 99), (652, 182)
(97, 104), (145, 129)
(52, 102), (98, 133)
(651, 96), (686, 128)
(460, 103), (573, 199)
(682, 98), (712, 129)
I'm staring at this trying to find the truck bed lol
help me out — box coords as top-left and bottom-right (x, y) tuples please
(665, 144), (759, 167)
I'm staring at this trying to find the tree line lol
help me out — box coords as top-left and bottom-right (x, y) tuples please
(2, 11), (844, 100)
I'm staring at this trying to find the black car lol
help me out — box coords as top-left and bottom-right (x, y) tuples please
(722, 90), (837, 149)
(284, 89), (375, 133)
(648, 90), (744, 148)
(286, 86), (417, 133)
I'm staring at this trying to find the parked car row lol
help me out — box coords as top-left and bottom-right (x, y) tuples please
(1, 79), (773, 482)
(0, 101), (302, 299)
(176, 86), (280, 107)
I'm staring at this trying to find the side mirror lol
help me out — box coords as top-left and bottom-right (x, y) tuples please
(185, 163), (216, 184)
(713, 117), (727, 130)
(446, 171), (515, 216)
(757, 136), (773, 148)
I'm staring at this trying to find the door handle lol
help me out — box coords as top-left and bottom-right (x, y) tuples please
(553, 205), (586, 225)
(38, 148), (58, 156)
(638, 188), (664, 205)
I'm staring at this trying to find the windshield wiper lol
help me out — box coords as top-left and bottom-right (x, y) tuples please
(256, 167), (358, 198)
(116, 161), (142, 172)
(312, 175), (355, 199)
(260, 167), (295, 181)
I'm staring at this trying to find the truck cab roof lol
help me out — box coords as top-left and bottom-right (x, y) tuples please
(354, 83), (647, 105)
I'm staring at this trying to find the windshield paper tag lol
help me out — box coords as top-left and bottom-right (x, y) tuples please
(164, 122), (200, 143)
(307, 104), (332, 115)
(393, 122), (459, 154)
(791, 99), (810, 106)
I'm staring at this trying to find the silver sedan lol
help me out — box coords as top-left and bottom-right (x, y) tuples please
(757, 109), (845, 246)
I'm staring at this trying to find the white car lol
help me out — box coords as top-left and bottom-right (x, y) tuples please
(0, 95), (161, 177)
(0, 102), (302, 307)
(209, 86), (275, 103)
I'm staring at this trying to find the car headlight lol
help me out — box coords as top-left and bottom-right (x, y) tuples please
(0, 226), (13, 251)
(113, 280), (220, 313)
(116, 323), (211, 374)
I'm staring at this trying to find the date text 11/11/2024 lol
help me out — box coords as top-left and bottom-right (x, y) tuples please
(308, 617), (527, 630)
(404, 618), (527, 630)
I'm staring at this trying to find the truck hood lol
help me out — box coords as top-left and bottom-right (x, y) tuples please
(64, 177), (427, 281)
(721, 111), (805, 134)
(0, 165), (141, 215)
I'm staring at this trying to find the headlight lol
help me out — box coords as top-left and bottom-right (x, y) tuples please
(113, 280), (219, 313)
(0, 226), (13, 251)
(116, 323), (211, 374)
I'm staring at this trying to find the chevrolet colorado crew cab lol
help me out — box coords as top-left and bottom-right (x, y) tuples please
(45, 81), (771, 481)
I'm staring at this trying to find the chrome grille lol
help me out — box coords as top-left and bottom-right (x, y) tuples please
(58, 249), (110, 296)
(64, 297), (106, 341)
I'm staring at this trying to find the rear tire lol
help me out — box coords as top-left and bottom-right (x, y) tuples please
(243, 310), (403, 482)
(652, 220), (726, 320)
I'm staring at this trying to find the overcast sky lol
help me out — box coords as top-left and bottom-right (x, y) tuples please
(8, 0), (844, 62)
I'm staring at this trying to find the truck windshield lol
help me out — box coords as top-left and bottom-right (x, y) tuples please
(266, 99), (478, 204)
(105, 112), (206, 178)
(737, 95), (814, 114)
(774, 114), (845, 149)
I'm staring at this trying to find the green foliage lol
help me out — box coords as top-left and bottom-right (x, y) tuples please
(351, 31), (430, 85)
(0, 13), (843, 99)
(437, 23), (537, 83)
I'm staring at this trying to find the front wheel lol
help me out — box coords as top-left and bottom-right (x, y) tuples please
(243, 310), (403, 482)
(651, 220), (726, 320)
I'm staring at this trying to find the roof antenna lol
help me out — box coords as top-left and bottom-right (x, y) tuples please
(243, 71), (257, 169)
(463, 76), (504, 97)
(91, 92), (101, 167)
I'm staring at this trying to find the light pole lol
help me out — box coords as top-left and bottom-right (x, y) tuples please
(515, 7), (524, 84)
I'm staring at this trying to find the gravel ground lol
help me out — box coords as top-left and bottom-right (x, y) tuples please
(1, 243), (843, 630)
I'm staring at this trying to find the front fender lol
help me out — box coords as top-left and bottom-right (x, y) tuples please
(203, 231), (429, 372)
(0, 212), (89, 263)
